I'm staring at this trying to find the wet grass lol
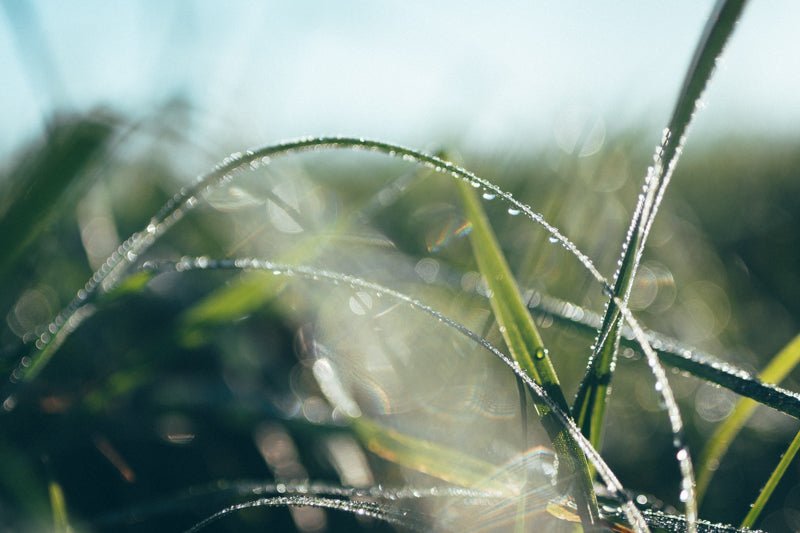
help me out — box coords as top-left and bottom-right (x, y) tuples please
(2, 0), (800, 531)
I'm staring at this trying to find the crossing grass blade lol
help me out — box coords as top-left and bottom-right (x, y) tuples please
(572, 0), (749, 449)
(532, 291), (800, 420)
(456, 181), (600, 526)
(697, 333), (800, 502)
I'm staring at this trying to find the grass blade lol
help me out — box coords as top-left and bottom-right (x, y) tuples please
(352, 418), (519, 493)
(697, 333), (800, 502)
(0, 115), (113, 278)
(530, 291), (800, 420)
(184, 495), (414, 533)
(741, 429), (800, 529)
(456, 182), (600, 526)
(48, 481), (72, 533)
(573, 0), (749, 450)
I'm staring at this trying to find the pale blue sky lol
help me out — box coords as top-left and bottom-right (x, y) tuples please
(2, 1), (798, 158)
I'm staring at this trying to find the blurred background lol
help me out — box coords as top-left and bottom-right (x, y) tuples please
(1, 1), (799, 532)
(3, 0), (800, 157)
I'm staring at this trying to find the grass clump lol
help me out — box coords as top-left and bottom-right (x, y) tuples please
(3, 1), (800, 532)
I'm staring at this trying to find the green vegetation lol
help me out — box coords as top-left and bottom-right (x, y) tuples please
(2, 1), (800, 532)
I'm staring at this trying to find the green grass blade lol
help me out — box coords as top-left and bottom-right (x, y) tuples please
(180, 271), (287, 346)
(571, 274), (630, 449)
(351, 418), (516, 493)
(697, 333), (800, 502)
(0, 115), (113, 278)
(48, 481), (72, 533)
(660, 0), (748, 176)
(456, 182), (600, 526)
(572, 0), (749, 449)
(532, 291), (800, 420)
(741, 428), (800, 529)
(456, 183), (559, 404)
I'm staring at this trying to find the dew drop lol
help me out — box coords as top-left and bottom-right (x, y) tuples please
(547, 236), (559, 244)
(507, 207), (521, 216)
(2, 395), (17, 411)
(482, 192), (496, 200)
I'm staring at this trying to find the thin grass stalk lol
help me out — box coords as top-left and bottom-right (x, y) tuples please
(183, 495), (415, 533)
(740, 429), (800, 529)
(48, 481), (71, 533)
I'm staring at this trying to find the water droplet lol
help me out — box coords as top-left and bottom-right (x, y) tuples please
(548, 236), (559, 244)
(348, 292), (373, 316)
(676, 448), (688, 461)
(2, 395), (17, 411)
(482, 192), (496, 200)
(507, 207), (521, 216)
